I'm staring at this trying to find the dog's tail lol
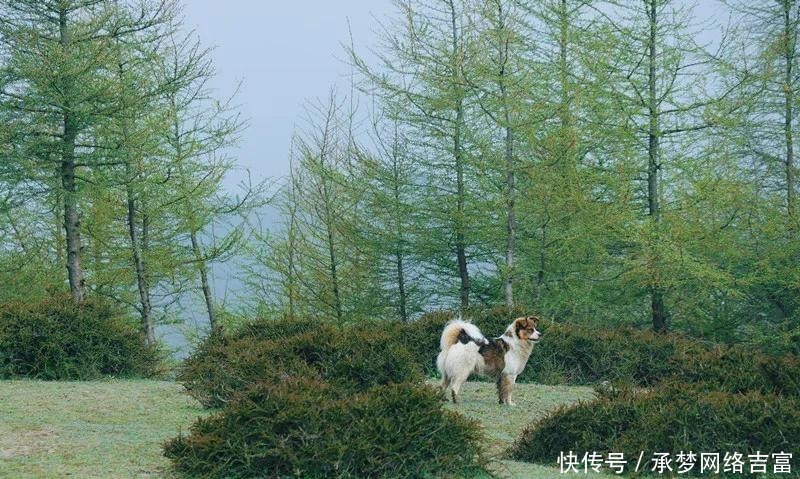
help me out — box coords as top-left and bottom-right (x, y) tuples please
(439, 319), (486, 351)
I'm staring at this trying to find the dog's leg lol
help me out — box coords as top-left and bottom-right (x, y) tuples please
(506, 374), (518, 406)
(450, 369), (469, 404)
(496, 375), (504, 404)
(450, 377), (462, 403)
(441, 374), (451, 399)
(497, 374), (517, 406)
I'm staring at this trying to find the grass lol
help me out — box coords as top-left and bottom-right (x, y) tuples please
(0, 380), (201, 479)
(0, 379), (615, 478)
(445, 381), (617, 479)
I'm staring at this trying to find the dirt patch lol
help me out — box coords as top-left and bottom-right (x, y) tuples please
(0, 427), (58, 458)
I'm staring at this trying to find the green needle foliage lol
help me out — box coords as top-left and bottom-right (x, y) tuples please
(164, 378), (487, 479)
(0, 0), (798, 351)
(247, 0), (799, 350)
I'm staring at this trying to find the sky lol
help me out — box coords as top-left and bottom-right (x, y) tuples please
(181, 0), (394, 188)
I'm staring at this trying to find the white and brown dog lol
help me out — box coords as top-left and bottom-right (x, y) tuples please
(436, 316), (542, 405)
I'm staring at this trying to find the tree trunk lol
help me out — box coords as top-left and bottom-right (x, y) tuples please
(455, 104), (470, 309)
(394, 205), (409, 321)
(449, 1), (470, 309)
(392, 155), (410, 321)
(62, 118), (84, 303)
(395, 249), (408, 321)
(190, 231), (217, 330)
(286, 223), (298, 321)
(492, 1), (515, 310)
(170, 100), (218, 330)
(59, 9), (84, 303)
(784, 0), (796, 220)
(647, 0), (668, 332)
(324, 216), (343, 321)
(117, 55), (155, 343)
(537, 217), (548, 300)
(125, 179), (155, 344)
(504, 124), (515, 308)
(54, 185), (65, 266)
(286, 237), (297, 321)
(319, 166), (343, 321)
(286, 185), (299, 320)
(557, 0), (575, 163)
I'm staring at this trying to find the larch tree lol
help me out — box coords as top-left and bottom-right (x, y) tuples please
(722, 0), (800, 326)
(157, 32), (258, 331)
(287, 92), (386, 321)
(102, 2), (177, 343)
(467, 0), (538, 308)
(356, 110), (428, 321)
(0, 0), (171, 303)
(588, 0), (742, 331)
(353, 0), (481, 309)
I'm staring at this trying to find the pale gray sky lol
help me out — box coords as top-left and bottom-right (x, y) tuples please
(181, 1), (392, 187)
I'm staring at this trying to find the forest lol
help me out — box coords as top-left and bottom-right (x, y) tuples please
(0, 0), (797, 353)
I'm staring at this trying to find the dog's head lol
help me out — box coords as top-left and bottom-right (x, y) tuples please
(507, 315), (543, 343)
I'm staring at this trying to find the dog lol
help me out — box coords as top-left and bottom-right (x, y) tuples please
(436, 315), (542, 406)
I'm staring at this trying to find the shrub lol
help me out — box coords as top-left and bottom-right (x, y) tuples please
(177, 329), (321, 408)
(516, 320), (800, 395)
(510, 381), (800, 475)
(179, 323), (423, 408)
(182, 308), (800, 405)
(676, 346), (800, 396)
(233, 315), (322, 341)
(164, 378), (487, 478)
(0, 295), (160, 379)
(412, 308), (710, 386)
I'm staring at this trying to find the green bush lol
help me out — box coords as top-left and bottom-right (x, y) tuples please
(0, 295), (160, 379)
(164, 378), (487, 478)
(527, 324), (800, 395)
(186, 309), (800, 398)
(676, 346), (800, 396)
(514, 322), (718, 385)
(179, 322), (424, 408)
(412, 308), (713, 386)
(458, 313), (800, 395)
(510, 382), (800, 476)
(233, 315), (322, 341)
(177, 328), (320, 408)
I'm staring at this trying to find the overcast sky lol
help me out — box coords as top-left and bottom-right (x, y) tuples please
(181, 1), (392, 188)
(181, 1), (727, 190)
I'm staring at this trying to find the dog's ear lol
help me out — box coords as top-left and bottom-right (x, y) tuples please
(511, 317), (528, 339)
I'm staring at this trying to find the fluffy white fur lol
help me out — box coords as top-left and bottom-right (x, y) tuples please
(438, 319), (486, 351)
(436, 320), (484, 402)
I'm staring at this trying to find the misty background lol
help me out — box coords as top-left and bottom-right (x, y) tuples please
(163, 0), (730, 353)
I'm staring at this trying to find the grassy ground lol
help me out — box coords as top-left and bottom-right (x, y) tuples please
(445, 381), (617, 479)
(0, 379), (613, 478)
(0, 380), (199, 479)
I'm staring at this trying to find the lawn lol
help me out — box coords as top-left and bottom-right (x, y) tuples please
(0, 379), (614, 478)
(0, 380), (198, 479)
(446, 381), (617, 479)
